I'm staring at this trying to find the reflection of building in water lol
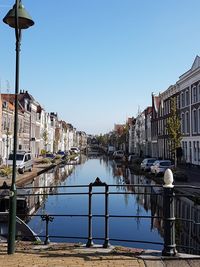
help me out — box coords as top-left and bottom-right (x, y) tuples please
(126, 170), (200, 254)
(0, 164), (75, 221)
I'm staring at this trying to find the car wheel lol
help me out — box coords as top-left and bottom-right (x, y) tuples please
(29, 165), (33, 172)
(19, 167), (25, 174)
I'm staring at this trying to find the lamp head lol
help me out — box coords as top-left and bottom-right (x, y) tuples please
(3, 2), (34, 29)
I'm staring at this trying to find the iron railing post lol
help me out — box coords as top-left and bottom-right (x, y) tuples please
(41, 214), (54, 245)
(162, 169), (177, 256)
(103, 184), (110, 248)
(86, 183), (93, 247)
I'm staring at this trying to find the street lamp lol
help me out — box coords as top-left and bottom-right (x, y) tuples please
(3, 0), (34, 254)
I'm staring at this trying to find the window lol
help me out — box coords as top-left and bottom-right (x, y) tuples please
(177, 95), (180, 109)
(194, 141), (197, 162)
(3, 117), (6, 131)
(197, 141), (200, 161)
(185, 112), (189, 134)
(189, 141), (192, 162)
(185, 141), (188, 161)
(186, 90), (189, 106)
(193, 109), (198, 133)
(192, 86), (197, 103)
(199, 108), (200, 133)
(198, 84), (200, 102)
(181, 92), (185, 108)
(181, 113), (185, 134)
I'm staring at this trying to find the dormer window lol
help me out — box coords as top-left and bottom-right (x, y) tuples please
(2, 101), (7, 109)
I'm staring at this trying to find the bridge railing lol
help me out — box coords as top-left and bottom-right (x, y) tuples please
(0, 169), (200, 256)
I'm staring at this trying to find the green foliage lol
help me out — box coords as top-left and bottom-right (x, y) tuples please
(42, 123), (48, 150)
(38, 158), (51, 164)
(55, 154), (62, 159)
(166, 97), (182, 166)
(96, 134), (108, 146)
(40, 149), (47, 156)
(0, 165), (12, 177)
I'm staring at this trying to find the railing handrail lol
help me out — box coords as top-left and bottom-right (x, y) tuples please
(0, 179), (200, 256)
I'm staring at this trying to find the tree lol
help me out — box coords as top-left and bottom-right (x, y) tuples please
(42, 123), (48, 151)
(166, 97), (182, 167)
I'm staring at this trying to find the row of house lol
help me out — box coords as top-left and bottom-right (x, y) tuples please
(112, 56), (200, 166)
(0, 90), (87, 163)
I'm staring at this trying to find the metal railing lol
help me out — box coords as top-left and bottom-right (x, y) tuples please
(0, 176), (200, 256)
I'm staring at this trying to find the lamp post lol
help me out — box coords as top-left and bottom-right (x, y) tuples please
(3, 0), (34, 254)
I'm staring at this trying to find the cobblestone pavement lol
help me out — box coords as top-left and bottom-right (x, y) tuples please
(0, 242), (200, 267)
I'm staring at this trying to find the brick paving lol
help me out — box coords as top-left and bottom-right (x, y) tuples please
(0, 242), (145, 267)
(0, 242), (200, 267)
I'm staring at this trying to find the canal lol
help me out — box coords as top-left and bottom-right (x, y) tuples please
(27, 155), (200, 254)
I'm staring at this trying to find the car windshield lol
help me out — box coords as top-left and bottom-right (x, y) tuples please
(148, 159), (155, 163)
(58, 151), (65, 155)
(160, 161), (171, 166)
(8, 154), (24, 161)
(46, 154), (54, 157)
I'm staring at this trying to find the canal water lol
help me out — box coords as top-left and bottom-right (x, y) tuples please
(27, 155), (163, 250)
(27, 155), (200, 253)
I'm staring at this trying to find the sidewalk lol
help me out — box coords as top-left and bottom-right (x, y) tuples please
(0, 242), (200, 267)
(0, 159), (56, 187)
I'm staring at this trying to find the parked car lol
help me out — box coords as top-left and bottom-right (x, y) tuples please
(113, 150), (125, 160)
(57, 150), (65, 156)
(45, 153), (55, 159)
(151, 160), (160, 175)
(140, 158), (157, 171)
(70, 147), (80, 154)
(151, 160), (174, 176)
(107, 146), (115, 156)
(128, 154), (137, 164)
(7, 151), (33, 174)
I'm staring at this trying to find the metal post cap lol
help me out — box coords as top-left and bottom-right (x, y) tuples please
(163, 168), (174, 188)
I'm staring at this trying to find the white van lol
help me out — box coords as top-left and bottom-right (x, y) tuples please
(7, 151), (33, 174)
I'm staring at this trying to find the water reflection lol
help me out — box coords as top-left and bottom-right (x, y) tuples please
(126, 168), (200, 254)
(22, 156), (200, 254)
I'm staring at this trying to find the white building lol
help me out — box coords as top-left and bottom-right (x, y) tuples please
(134, 111), (145, 156)
(177, 56), (200, 165)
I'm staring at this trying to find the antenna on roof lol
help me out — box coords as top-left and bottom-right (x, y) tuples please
(6, 80), (10, 93)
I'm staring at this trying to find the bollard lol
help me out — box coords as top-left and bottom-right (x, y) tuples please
(162, 169), (177, 256)
(41, 214), (54, 245)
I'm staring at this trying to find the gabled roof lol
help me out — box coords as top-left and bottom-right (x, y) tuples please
(191, 55), (200, 71)
(179, 55), (200, 80)
(1, 93), (24, 112)
(152, 94), (160, 113)
(19, 90), (35, 102)
(126, 117), (135, 126)
(145, 106), (152, 115)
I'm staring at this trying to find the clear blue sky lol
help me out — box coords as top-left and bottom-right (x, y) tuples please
(0, 0), (200, 135)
